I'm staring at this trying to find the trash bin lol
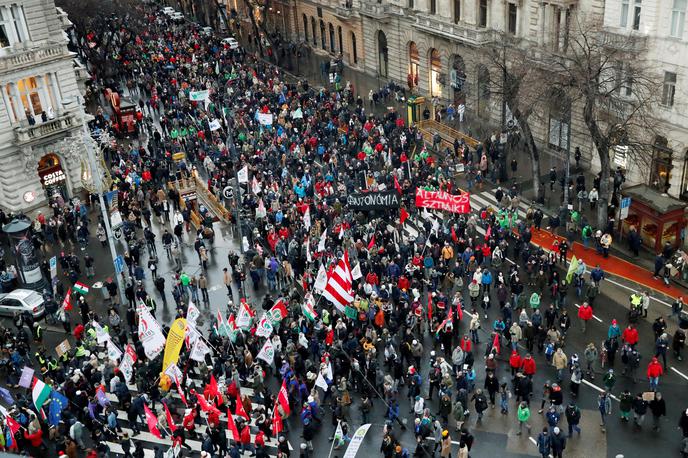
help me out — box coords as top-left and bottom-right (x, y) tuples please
(0, 273), (13, 293)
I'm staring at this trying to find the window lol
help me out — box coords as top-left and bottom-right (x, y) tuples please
(328, 23), (335, 53)
(548, 90), (570, 151)
(378, 31), (388, 77)
(408, 0), (414, 8)
(633, 0), (641, 30)
(337, 26), (343, 55)
(477, 65), (490, 117)
(478, 0), (488, 27)
(651, 136), (673, 192)
(351, 32), (358, 64)
(6, 76), (53, 121)
(671, 0), (686, 38)
(303, 14), (308, 42)
(311, 17), (317, 46)
(320, 20), (326, 49)
(0, 4), (29, 48)
(430, 0), (437, 14)
(454, 0), (461, 23)
(662, 71), (677, 107)
(615, 62), (633, 97)
(508, 3), (517, 35)
(620, 0), (629, 27)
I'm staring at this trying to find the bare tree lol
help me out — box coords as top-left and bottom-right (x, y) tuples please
(484, 36), (551, 203)
(546, 17), (662, 228)
(240, 0), (281, 65)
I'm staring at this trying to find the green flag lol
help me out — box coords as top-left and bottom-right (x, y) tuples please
(566, 255), (579, 283)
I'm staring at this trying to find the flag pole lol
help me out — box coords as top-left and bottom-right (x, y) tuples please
(326, 419), (340, 458)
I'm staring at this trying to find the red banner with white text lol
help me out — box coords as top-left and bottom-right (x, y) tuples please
(415, 188), (471, 214)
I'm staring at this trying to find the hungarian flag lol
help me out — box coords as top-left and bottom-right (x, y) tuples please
(394, 175), (402, 194)
(5, 416), (20, 435)
(271, 401), (283, 436)
(144, 403), (162, 439)
(268, 299), (288, 323)
(227, 408), (240, 441)
(427, 293), (433, 322)
(235, 393), (250, 420)
(400, 208), (409, 225)
(163, 401), (177, 433)
(367, 235), (375, 250)
(31, 378), (52, 411)
(62, 288), (73, 311)
(451, 226), (458, 243)
(277, 380), (291, 415)
(301, 294), (318, 322)
(73, 281), (89, 295)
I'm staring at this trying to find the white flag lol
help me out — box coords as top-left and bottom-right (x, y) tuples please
(209, 119), (222, 131)
(256, 199), (267, 218)
(106, 339), (122, 362)
(236, 300), (254, 329)
(187, 300), (200, 328)
(186, 325), (200, 348)
(91, 320), (110, 344)
(315, 371), (329, 391)
(317, 229), (327, 252)
(326, 362), (333, 381)
(164, 362), (184, 381)
(255, 314), (274, 338)
(190, 338), (210, 362)
(237, 166), (249, 183)
(257, 339), (275, 365)
(343, 424), (372, 458)
(338, 225), (344, 239)
(304, 207), (311, 230)
(314, 264), (328, 292)
(137, 303), (166, 360)
(252, 176), (262, 195)
(351, 263), (362, 280)
(306, 238), (312, 263)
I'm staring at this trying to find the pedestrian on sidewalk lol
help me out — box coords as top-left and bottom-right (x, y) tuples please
(598, 391), (612, 432)
(647, 356), (664, 391)
(577, 302), (593, 332)
(650, 392), (666, 432)
(517, 402), (531, 435)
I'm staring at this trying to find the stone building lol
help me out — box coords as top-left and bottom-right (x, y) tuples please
(0, 0), (90, 212)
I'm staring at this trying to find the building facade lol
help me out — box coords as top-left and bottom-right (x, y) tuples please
(0, 0), (90, 212)
(282, 0), (688, 201)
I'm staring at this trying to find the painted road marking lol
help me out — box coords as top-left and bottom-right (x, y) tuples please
(582, 379), (620, 401)
(671, 367), (688, 382)
(574, 303), (604, 323)
(529, 436), (537, 445)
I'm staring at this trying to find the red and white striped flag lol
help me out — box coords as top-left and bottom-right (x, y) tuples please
(322, 251), (354, 313)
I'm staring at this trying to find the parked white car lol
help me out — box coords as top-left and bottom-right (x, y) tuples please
(221, 37), (239, 50)
(0, 289), (45, 318)
(170, 12), (184, 22)
(162, 7), (175, 15)
(201, 26), (213, 36)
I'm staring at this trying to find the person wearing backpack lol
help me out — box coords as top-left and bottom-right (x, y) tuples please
(565, 402), (582, 436)
(582, 224), (593, 250)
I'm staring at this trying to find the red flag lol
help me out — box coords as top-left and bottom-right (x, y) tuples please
(226, 408), (240, 441)
(485, 225), (492, 240)
(451, 226), (458, 243)
(271, 401), (283, 436)
(144, 404), (162, 439)
(277, 380), (291, 415)
(163, 402), (177, 433)
(394, 175), (402, 194)
(207, 374), (219, 400)
(456, 307), (463, 322)
(174, 376), (188, 407)
(491, 332), (501, 355)
(63, 288), (73, 311)
(400, 208), (409, 225)
(196, 392), (214, 412)
(367, 235), (375, 250)
(5, 416), (21, 435)
(427, 293), (433, 322)
(235, 393), (250, 420)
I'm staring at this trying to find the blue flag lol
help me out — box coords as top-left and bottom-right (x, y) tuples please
(5, 429), (13, 448)
(0, 387), (14, 405)
(48, 390), (68, 427)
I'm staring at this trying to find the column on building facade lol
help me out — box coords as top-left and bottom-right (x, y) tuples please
(48, 72), (62, 114)
(1, 84), (15, 123)
(35, 74), (51, 116)
(558, 6), (567, 52)
(538, 2), (546, 46)
(438, 0), (452, 20)
(9, 82), (26, 120)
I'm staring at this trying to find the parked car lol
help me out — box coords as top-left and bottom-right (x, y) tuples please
(221, 37), (239, 50)
(0, 289), (45, 318)
(170, 12), (184, 22)
(201, 26), (213, 36)
(162, 7), (175, 15)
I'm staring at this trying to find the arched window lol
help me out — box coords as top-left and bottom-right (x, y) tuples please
(408, 42), (420, 88)
(351, 32), (358, 63)
(450, 55), (466, 102)
(378, 31), (388, 78)
(651, 135), (673, 192)
(320, 20), (326, 49)
(547, 88), (570, 151)
(311, 17), (317, 46)
(477, 64), (491, 117)
(429, 48), (442, 97)
(303, 14), (308, 41)
(337, 26), (343, 55)
(329, 23), (335, 53)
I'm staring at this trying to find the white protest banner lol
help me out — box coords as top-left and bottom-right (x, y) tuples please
(106, 340), (123, 362)
(303, 207), (311, 230)
(351, 263), (362, 280)
(256, 339), (275, 365)
(187, 300), (200, 328)
(118, 344), (137, 383)
(255, 315), (274, 338)
(257, 112), (273, 126)
(19, 366), (34, 388)
(343, 424), (372, 458)
(314, 264), (328, 292)
(315, 371), (329, 391)
(164, 362), (184, 382)
(237, 166), (249, 183)
(189, 90), (209, 101)
(317, 229), (327, 252)
(189, 338), (210, 362)
(137, 303), (166, 360)
(92, 320), (110, 344)
(236, 300), (254, 329)
(209, 119), (222, 131)
(186, 324), (201, 348)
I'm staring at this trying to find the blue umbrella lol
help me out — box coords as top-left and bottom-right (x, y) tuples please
(0, 387), (14, 405)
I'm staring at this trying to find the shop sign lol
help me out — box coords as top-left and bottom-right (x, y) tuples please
(182, 191), (197, 201)
(40, 168), (66, 186)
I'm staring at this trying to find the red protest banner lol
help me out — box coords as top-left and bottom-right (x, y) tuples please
(415, 188), (471, 214)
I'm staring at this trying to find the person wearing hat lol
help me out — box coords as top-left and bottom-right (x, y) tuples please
(550, 426), (566, 458)
(440, 429), (452, 458)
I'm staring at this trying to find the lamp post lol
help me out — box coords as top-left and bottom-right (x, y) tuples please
(226, 132), (244, 253)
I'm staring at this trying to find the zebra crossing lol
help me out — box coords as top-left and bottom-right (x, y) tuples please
(100, 373), (292, 457)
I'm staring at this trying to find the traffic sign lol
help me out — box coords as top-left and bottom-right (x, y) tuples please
(114, 255), (125, 274)
(222, 186), (234, 199)
(113, 226), (123, 240)
(620, 197), (632, 220)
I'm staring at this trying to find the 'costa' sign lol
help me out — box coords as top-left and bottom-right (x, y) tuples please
(415, 188), (471, 214)
(41, 169), (66, 186)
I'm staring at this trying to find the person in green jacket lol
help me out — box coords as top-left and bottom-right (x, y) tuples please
(619, 389), (633, 422)
(582, 224), (593, 249)
(529, 292), (541, 310)
(517, 402), (531, 435)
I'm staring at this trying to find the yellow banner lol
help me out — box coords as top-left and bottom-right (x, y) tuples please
(162, 318), (187, 372)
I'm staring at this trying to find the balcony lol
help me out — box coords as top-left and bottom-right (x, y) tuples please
(14, 112), (79, 145)
(55, 7), (72, 30)
(0, 41), (70, 74)
(599, 29), (648, 53)
(360, 3), (391, 21)
(335, 6), (354, 19)
(414, 15), (496, 46)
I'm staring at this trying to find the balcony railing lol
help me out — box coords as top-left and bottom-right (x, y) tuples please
(599, 29), (648, 53)
(414, 15), (496, 46)
(0, 41), (70, 74)
(14, 112), (78, 144)
(360, 3), (391, 19)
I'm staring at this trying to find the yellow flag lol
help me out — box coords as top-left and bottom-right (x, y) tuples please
(162, 318), (187, 372)
(566, 255), (579, 283)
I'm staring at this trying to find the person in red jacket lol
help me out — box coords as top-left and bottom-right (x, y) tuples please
(239, 421), (255, 456)
(460, 335), (472, 353)
(647, 356), (664, 391)
(23, 428), (43, 453)
(254, 430), (266, 448)
(623, 325), (639, 348)
(520, 353), (537, 377)
(577, 302), (594, 333)
(509, 350), (522, 376)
